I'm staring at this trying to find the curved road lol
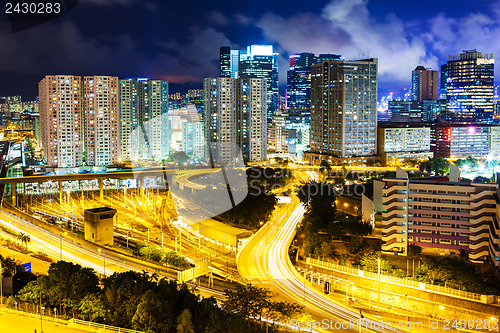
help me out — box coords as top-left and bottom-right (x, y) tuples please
(237, 171), (401, 333)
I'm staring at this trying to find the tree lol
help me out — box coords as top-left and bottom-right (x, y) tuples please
(139, 246), (163, 262)
(267, 301), (303, 325)
(220, 185), (277, 228)
(359, 252), (392, 273)
(348, 235), (367, 254)
(0, 254), (18, 277)
(319, 160), (331, 174)
(132, 290), (164, 332)
(473, 176), (491, 183)
(407, 244), (422, 256)
(222, 284), (271, 321)
(17, 232), (30, 250)
(319, 242), (332, 260)
(18, 275), (48, 305)
(170, 151), (190, 166)
(45, 261), (100, 315)
(419, 157), (448, 175)
(177, 309), (195, 333)
(296, 181), (335, 208)
(79, 293), (106, 321)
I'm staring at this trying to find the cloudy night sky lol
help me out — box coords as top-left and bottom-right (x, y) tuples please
(1, 0), (500, 100)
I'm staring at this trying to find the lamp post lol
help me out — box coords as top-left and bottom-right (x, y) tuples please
(97, 248), (106, 276)
(378, 258), (381, 303)
(39, 290), (43, 333)
(0, 257), (3, 306)
(60, 233), (63, 261)
(66, 189), (70, 205)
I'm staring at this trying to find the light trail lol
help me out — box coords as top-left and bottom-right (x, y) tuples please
(238, 171), (402, 333)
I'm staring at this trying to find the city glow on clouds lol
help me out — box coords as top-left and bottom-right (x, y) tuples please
(257, 0), (436, 84)
(254, 0), (500, 85)
(4, 0), (500, 94)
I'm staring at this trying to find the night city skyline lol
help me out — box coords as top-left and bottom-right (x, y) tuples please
(2, 1), (500, 332)
(2, 0), (500, 99)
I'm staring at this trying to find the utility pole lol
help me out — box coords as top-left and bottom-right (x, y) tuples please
(39, 290), (43, 333)
(378, 258), (381, 303)
(0, 257), (3, 306)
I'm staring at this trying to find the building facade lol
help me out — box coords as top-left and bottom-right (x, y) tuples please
(83, 76), (120, 166)
(430, 123), (498, 159)
(39, 75), (83, 168)
(220, 45), (278, 121)
(310, 58), (378, 158)
(389, 100), (422, 122)
(119, 78), (170, 162)
(421, 99), (446, 122)
(411, 66), (439, 102)
(377, 124), (433, 165)
(182, 121), (205, 161)
(445, 50), (494, 123)
(204, 77), (267, 163)
(379, 174), (500, 267)
(286, 53), (341, 116)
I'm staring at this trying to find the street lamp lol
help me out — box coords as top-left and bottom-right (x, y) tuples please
(97, 248), (106, 276)
(378, 258), (381, 302)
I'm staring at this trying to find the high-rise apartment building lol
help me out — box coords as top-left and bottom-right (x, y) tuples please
(310, 58), (378, 158)
(219, 45), (278, 121)
(411, 66), (438, 101)
(83, 76), (119, 166)
(286, 53), (341, 116)
(445, 50), (494, 122)
(39, 75), (83, 168)
(182, 121), (205, 161)
(204, 77), (266, 163)
(119, 78), (170, 162)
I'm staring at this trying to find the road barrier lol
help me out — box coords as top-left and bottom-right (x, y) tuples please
(70, 318), (144, 333)
(306, 257), (486, 302)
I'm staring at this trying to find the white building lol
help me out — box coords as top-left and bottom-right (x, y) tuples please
(83, 76), (120, 166)
(119, 78), (170, 162)
(377, 124), (433, 165)
(182, 122), (205, 161)
(204, 77), (267, 163)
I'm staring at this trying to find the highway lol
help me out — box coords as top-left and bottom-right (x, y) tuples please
(0, 209), (229, 301)
(237, 171), (401, 333)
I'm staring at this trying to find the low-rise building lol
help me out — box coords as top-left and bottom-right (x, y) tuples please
(377, 123), (433, 165)
(377, 168), (500, 267)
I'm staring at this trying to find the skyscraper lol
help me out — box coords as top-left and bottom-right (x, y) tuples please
(310, 58), (378, 158)
(445, 50), (494, 122)
(39, 75), (83, 168)
(219, 45), (278, 121)
(83, 76), (120, 166)
(286, 53), (341, 116)
(220, 46), (231, 78)
(439, 64), (448, 100)
(204, 77), (266, 163)
(119, 78), (170, 162)
(411, 66), (438, 101)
